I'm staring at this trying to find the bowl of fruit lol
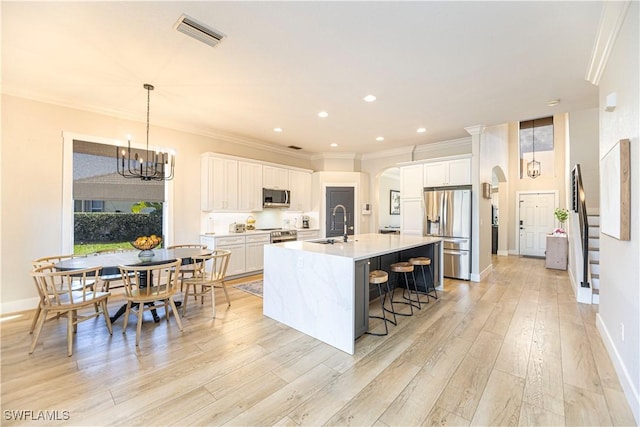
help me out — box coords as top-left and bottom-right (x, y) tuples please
(131, 235), (162, 260)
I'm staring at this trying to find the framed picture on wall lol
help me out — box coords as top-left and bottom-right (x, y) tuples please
(390, 190), (400, 215)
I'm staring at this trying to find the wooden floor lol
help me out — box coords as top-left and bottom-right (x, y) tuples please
(1, 256), (637, 426)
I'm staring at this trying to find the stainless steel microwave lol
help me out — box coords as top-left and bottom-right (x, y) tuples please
(263, 188), (290, 208)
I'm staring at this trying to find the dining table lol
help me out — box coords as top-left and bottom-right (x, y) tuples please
(55, 247), (212, 323)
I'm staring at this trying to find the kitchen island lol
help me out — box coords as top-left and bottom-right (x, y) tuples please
(263, 233), (442, 354)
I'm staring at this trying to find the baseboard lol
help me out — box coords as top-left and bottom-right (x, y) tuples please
(508, 249), (519, 256)
(567, 266), (593, 304)
(471, 263), (493, 283)
(497, 250), (509, 257)
(596, 313), (640, 425)
(1, 296), (39, 316)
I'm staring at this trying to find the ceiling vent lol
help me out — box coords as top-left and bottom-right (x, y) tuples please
(288, 145), (303, 150)
(174, 14), (225, 48)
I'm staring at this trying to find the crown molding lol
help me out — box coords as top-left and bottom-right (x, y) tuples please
(414, 137), (472, 155)
(585, 0), (631, 85)
(310, 152), (360, 161)
(464, 125), (486, 136)
(360, 145), (415, 160)
(2, 89), (315, 161)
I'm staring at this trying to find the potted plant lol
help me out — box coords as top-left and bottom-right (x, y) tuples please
(554, 208), (569, 234)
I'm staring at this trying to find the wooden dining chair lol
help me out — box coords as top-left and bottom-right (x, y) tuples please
(118, 259), (183, 346)
(91, 248), (136, 292)
(29, 265), (112, 356)
(167, 244), (208, 292)
(30, 254), (93, 334)
(181, 250), (231, 318)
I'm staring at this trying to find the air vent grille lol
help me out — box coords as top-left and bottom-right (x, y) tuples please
(174, 14), (225, 48)
(288, 145), (303, 150)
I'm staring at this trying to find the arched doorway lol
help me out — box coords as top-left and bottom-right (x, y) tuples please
(376, 167), (400, 233)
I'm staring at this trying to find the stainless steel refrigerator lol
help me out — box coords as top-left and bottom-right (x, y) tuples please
(424, 186), (472, 280)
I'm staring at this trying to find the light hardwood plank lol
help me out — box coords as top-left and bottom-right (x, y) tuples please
(470, 369), (524, 426)
(434, 330), (503, 420)
(423, 406), (471, 427)
(379, 336), (472, 426)
(518, 401), (565, 427)
(2, 257), (636, 427)
(602, 386), (638, 427)
(563, 383), (613, 427)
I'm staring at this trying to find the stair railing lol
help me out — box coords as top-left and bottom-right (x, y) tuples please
(571, 164), (590, 288)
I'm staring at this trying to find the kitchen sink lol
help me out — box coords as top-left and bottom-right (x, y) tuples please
(309, 238), (356, 245)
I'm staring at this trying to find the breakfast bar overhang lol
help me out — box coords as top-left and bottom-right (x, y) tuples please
(263, 233), (443, 354)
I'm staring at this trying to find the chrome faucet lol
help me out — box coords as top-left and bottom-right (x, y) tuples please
(331, 204), (348, 242)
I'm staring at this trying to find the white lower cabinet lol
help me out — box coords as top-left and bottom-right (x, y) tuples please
(201, 233), (270, 276)
(245, 234), (270, 272)
(297, 230), (319, 241)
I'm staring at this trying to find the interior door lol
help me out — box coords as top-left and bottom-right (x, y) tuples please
(519, 193), (555, 257)
(326, 187), (355, 238)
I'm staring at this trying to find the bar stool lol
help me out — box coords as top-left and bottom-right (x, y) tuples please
(389, 261), (421, 316)
(365, 270), (396, 336)
(409, 257), (437, 302)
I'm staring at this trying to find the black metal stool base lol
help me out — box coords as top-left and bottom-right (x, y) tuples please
(390, 270), (421, 316)
(366, 278), (396, 336)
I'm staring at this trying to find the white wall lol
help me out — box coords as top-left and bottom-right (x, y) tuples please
(0, 95), (314, 313)
(568, 108), (600, 208)
(596, 2), (640, 422)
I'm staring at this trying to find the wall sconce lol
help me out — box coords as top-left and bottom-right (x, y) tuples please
(482, 183), (491, 199)
(605, 92), (617, 112)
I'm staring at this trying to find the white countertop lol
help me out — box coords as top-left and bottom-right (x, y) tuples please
(201, 228), (319, 238)
(272, 233), (441, 261)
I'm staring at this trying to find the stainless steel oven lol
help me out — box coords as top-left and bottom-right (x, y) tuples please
(270, 230), (297, 243)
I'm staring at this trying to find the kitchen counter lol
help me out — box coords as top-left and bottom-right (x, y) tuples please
(201, 228), (319, 238)
(263, 233), (442, 354)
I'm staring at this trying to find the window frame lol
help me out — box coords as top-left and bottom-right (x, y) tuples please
(62, 131), (174, 253)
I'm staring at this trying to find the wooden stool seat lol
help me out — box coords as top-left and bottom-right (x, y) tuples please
(409, 257), (431, 266)
(390, 262), (414, 273)
(369, 270), (388, 284)
(410, 257), (437, 302)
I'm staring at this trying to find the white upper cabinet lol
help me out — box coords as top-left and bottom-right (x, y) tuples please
(238, 161), (263, 211)
(201, 155), (238, 211)
(424, 158), (471, 187)
(400, 164), (425, 199)
(288, 170), (312, 212)
(263, 166), (289, 189)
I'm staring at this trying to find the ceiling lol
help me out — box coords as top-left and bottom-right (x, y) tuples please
(1, 1), (603, 156)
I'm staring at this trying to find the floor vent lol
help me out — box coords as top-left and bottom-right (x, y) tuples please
(174, 14), (225, 48)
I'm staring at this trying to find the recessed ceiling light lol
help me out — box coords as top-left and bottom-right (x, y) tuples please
(417, 127), (427, 133)
(364, 94), (377, 102)
(547, 99), (561, 107)
(376, 136), (384, 141)
(330, 143), (338, 147)
(273, 127), (283, 132)
(318, 111), (329, 118)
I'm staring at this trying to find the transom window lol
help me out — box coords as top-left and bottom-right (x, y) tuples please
(519, 117), (554, 179)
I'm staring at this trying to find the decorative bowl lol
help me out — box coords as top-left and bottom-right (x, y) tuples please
(131, 235), (162, 260)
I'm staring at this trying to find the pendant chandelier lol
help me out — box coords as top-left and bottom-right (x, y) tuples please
(527, 120), (541, 179)
(116, 84), (174, 181)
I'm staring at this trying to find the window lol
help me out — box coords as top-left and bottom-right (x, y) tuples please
(72, 140), (165, 254)
(519, 117), (554, 179)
